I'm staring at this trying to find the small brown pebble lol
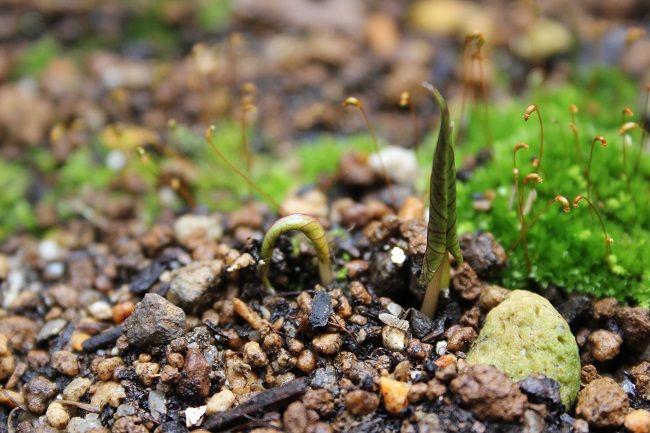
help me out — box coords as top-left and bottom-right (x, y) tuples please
(244, 341), (269, 368)
(51, 350), (79, 377)
(616, 306), (650, 348)
(625, 409), (650, 433)
(160, 364), (180, 382)
(630, 362), (650, 398)
(135, 361), (160, 386)
(446, 326), (477, 352)
(167, 352), (185, 369)
(94, 357), (123, 381)
(407, 383), (428, 403)
(306, 422), (332, 433)
(0, 334), (15, 379)
(406, 339), (432, 361)
(575, 377), (629, 428)
(70, 331), (90, 351)
(345, 390), (379, 416)
(348, 314), (368, 325)
(379, 376), (410, 414)
(286, 337), (305, 355)
(112, 415), (148, 433)
(593, 297), (618, 320)
(112, 301), (135, 324)
(588, 329), (622, 362)
(263, 332), (283, 354)
(63, 377), (91, 401)
(459, 306), (481, 329)
(478, 285), (509, 311)
(27, 349), (50, 369)
(450, 364), (527, 422)
(581, 364), (600, 384)
(312, 333), (343, 356)
(46, 401), (70, 429)
(206, 389), (236, 415)
(336, 296), (352, 319)
(349, 281), (372, 305)
(178, 348), (211, 400)
(393, 360), (411, 382)
(297, 349), (318, 374)
(345, 260), (369, 278)
(90, 381), (126, 409)
(434, 354), (457, 369)
(304, 388), (334, 416)
(451, 263), (482, 301)
(276, 348), (297, 370)
(283, 401), (308, 433)
(25, 375), (58, 414)
(426, 379), (447, 399)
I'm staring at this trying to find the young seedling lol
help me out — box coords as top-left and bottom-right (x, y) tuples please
(569, 104), (582, 163)
(524, 104), (545, 170)
(343, 96), (395, 204)
(259, 214), (333, 293)
(419, 82), (463, 318)
(204, 125), (285, 214)
(586, 135), (607, 200)
(399, 91), (420, 156)
(572, 195), (613, 257)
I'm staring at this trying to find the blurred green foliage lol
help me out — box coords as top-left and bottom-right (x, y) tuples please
(13, 37), (61, 77)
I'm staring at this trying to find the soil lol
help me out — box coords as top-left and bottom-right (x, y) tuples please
(1, 1), (650, 433)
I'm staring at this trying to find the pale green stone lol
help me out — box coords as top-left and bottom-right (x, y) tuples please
(466, 290), (581, 408)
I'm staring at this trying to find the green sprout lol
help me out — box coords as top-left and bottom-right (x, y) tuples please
(260, 214), (333, 293)
(419, 82), (463, 318)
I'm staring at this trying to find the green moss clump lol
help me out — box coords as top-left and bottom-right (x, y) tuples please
(454, 68), (649, 306)
(466, 290), (581, 408)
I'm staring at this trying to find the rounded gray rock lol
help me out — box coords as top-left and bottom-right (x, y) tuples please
(124, 293), (186, 347)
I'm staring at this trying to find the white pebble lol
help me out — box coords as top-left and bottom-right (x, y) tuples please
(368, 145), (419, 185)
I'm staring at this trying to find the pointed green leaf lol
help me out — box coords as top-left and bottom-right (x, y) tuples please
(420, 83), (463, 286)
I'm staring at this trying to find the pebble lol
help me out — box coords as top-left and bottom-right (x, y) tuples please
(66, 416), (104, 433)
(588, 329), (622, 362)
(368, 146), (418, 185)
(206, 389), (236, 415)
(297, 349), (318, 374)
(0, 334), (15, 379)
(616, 306), (650, 348)
(511, 18), (573, 61)
(173, 214), (223, 244)
(112, 301), (135, 324)
(37, 318), (68, 342)
(477, 285), (509, 311)
(466, 290), (580, 408)
(310, 291), (333, 329)
(446, 326), (477, 352)
(283, 401), (308, 433)
(345, 390), (379, 416)
(25, 375), (58, 414)
(51, 350), (79, 376)
(135, 361), (160, 386)
(625, 409), (650, 433)
(148, 389), (167, 421)
(167, 260), (223, 311)
(630, 362), (650, 398)
(459, 232), (506, 278)
(379, 376), (410, 414)
(90, 381), (126, 409)
(88, 300), (113, 320)
(593, 297), (618, 320)
(451, 263), (482, 301)
(63, 377), (92, 401)
(519, 374), (563, 413)
(123, 293), (186, 347)
(575, 377), (629, 428)
(178, 348), (211, 401)
(312, 333), (343, 355)
(94, 357), (123, 381)
(244, 341), (269, 368)
(450, 364), (527, 422)
(382, 326), (407, 352)
(46, 401), (70, 429)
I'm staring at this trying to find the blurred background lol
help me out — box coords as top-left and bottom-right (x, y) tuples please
(0, 0), (648, 238)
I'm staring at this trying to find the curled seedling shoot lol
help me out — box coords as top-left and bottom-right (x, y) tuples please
(569, 104), (582, 162)
(343, 96), (394, 204)
(400, 91), (420, 156)
(205, 125), (284, 214)
(524, 104), (544, 170)
(572, 195), (613, 257)
(586, 135), (607, 200)
(260, 214), (332, 293)
(419, 82), (463, 318)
